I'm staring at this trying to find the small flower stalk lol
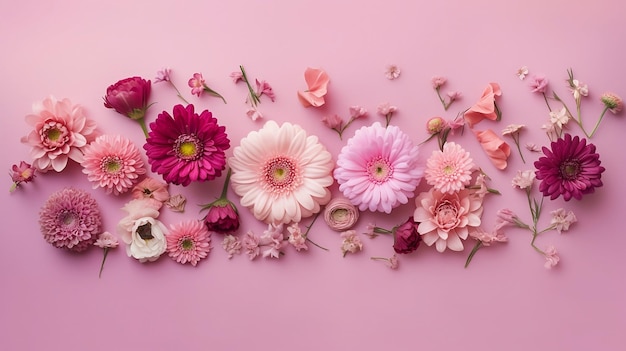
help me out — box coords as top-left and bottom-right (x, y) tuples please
(200, 168), (240, 234)
(323, 105), (367, 139)
(502, 124), (526, 163)
(9, 161), (36, 192)
(188, 72), (227, 104)
(431, 76), (461, 111)
(231, 65), (275, 121)
(94, 232), (119, 278)
(154, 67), (190, 104)
(104, 76), (153, 138)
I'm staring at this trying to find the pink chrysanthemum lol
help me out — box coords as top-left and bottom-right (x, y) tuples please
(144, 104), (230, 186)
(81, 135), (146, 195)
(334, 122), (424, 213)
(534, 134), (604, 201)
(414, 188), (483, 252)
(21, 96), (98, 172)
(166, 220), (212, 266)
(229, 121), (334, 225)
(39, 187), (102, 252)
(424, 142), (474, 194)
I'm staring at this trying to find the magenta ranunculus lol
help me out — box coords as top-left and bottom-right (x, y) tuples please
(203, 201), (240, 234)
(144, 104), (230, 186)
(393, 217), (421, 254)
(104, 77), (152, 120)
(534, 134), (605, 201)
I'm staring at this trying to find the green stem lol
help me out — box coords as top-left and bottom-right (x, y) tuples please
(542, 92), (552, 112)
(220, 168), (232, 199)
(138, 118), (149, 138)
(204, 86), (227, 104)
(588, 107), (608, 138)
(240, 65), (260, 106)
(513, 134), (526, 163)
(464, 241), (483, 268)
(169, 81), (190, 105)
(9, 182), (18, 192)
(436, 88), (448, 111)
(98, 248), (110, 279)
(304, 213), (328, 251)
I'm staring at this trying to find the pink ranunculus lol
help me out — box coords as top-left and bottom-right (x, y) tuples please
(323, 196), (360, 231)
(104, 77), (152, 120)
(392, 217), (421, 254)
(473, 129), (511, 170)
(463, 83), (502, 127)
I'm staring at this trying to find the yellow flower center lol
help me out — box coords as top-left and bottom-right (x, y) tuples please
(47, 128), (61, 141)
(179, 142), (197, 157)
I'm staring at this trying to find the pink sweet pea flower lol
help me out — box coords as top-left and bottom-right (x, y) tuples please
(188, 73), (205, 97)
(297, 67), (330, 107)
(464, 83), (502, 127)
(473, 129), (511, 170)
(255, 79), (275, 102)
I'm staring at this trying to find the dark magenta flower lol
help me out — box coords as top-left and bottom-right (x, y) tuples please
(393, 217), (421, 254)
(103, 76), (152, 120)
(144, 104), (230, 186)
(534, 134), (605, 201)
(200, 168), (240, 233)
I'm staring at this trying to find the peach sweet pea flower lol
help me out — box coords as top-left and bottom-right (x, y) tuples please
(464, 83), (502, 127)
(297, 68), (330, 107)
(473, 129), (511, 170)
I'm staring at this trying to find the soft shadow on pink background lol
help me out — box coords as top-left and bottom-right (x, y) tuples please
(1, 1), (624, 350)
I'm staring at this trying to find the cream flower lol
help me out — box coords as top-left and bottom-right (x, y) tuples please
(229, 121), (334, 225)
(117, 198), (167, 262)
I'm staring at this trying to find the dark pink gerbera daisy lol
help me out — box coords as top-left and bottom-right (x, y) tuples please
(144, 104), (230, 186)
(534, 134), (605, 201)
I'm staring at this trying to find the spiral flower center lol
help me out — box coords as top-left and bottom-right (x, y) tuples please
(261, 156), (302, 194)
(367, 156), (393, 184)
(102, 156), (122, 173)
(59, 210), (77, 227)
(560, 159), (581, 180)
(174, 134), (203, 161)
(435, 201), (459, 231)
(41, 120), (70, 148)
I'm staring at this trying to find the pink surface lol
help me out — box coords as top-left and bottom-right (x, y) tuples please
(1, 0), (625, 350)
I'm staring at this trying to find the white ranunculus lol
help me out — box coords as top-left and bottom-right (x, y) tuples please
(126, 216), (168, 262)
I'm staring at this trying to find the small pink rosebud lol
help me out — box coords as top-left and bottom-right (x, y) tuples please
(431, 76), (447, 89)
(104, 76), (152, 120)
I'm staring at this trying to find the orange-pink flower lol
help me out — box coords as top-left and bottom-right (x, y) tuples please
(473, 129), (511, 170)
(464, 83), (502, 127)
(297, 68), (330, 107)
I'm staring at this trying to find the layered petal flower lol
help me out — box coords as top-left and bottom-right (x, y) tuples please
(464, 83), (502, 127)
(473, 129), (511, 170)
(297, 67), (330, 107)
(103, 77), (151, 120)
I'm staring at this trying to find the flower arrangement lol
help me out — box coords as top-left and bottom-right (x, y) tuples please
(10, 64), (620, 276)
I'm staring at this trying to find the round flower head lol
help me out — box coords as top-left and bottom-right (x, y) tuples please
(424, 142), (474, 194)
(601, 92), (623, 114)
(39, 187), (102, 252)
(144, 104), (230, 186)
(229, 121), (334, 225)
(534, 134), (605, 201)
(166, 220), (212, 266)
(81, 135), (146, 195)
(323, 196), (359, 231)
(334, 122), (424, 213)
(21, 96), (99, 172)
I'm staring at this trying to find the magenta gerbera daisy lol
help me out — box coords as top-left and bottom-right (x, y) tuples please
(166, 220), (212, 266)
(424, 142), (474, 194)
(81, 135), (146, 195)
(534, 134), (605, 201)
(144, 104), (230, 186)
(229, 121), (334, 225)
(39, 187), (102, 252)
(21, 96), (99, 172)
(334, 122), (424, 213)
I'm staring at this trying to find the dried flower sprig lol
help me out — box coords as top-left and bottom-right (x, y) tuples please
(431, 76), (461, 111)
(155, 67), (190, 104)
(188, 72), (227, 104)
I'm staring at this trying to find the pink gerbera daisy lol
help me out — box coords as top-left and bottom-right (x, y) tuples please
(334, 122), (424, 213)
(21, 96), (99, 172)
(81, 135), (146, 195)
(39, 187), (102, 252)
(424, 142), (474, 194)
(166, 220), (212, 266)
(144, 104), (230, 186)
(229, 121), (334, 225)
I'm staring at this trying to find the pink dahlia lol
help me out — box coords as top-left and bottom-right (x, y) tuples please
(534, 134), (604, 201)
(424, 142), (474, 194)
(229, 121), (334, 224)
(334, 122), (423, 213)
(39, 187), (102, 252)
(81, 135), (146, 195)
(144, 104), (230, 186)
(413, 188), (483, 252)
(166, 220), (212, 266)
(21, 96), (98, 172)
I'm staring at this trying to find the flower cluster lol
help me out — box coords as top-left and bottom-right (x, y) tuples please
(11, 64), (619, 274)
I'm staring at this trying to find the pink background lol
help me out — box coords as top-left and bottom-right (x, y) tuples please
(1, 0), (625, 350)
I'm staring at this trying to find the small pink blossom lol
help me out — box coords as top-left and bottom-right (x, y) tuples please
(544, 245), (560, 269)
(431, 76), (447, 89)
(550, 208), (577, 234)
(255, 79), (276, 102)
(259, 224), (285, 258)
(385, 64), (401, 80)
(340, 230), (363, 256)
(525, 143), (541, 152)
(322, 114), (343, 130)
(516, 66), (529, 80)
(230, 71), (244, 83)
(287, 222), (308, 251)
(9, 161), (36, 192)
(511, 170), (535, 190)
(246, 107), (263, 121)
(371, 254), (399, 269)
(377, 102), (397, 116)
(94, 231), (119, 249)
(469, 227), (507, 246)
(447, 117), (465, 134)
(222, 234), (242, 259)
(165, 194), (186, 212)
(132, 177), (170, 204)
(473, 173), (489, 199)
(529, 75), (549, 93)
(549, 107), (570, 129)
(502, 124), (525, 136)
(446, 91), (462, 101)
(363, 223), (377, 238)
(188, 73), (205, 97)
(155, 68), (171, 83)
(242, 230), (260, 260)
(495, 208), (528, 229)
(570, 79), (589, 100)
(349, 105), (367, 119)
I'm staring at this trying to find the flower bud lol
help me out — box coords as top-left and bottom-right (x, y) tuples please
(426, 117), (446, 134)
